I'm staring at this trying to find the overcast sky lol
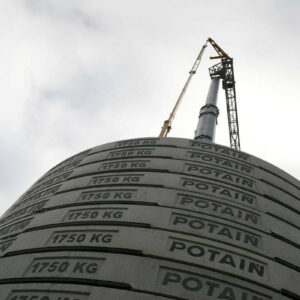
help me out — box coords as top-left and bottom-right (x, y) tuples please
(1, 0), (299, 215)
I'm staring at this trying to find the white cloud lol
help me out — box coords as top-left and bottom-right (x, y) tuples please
(1, 0), (300, 214)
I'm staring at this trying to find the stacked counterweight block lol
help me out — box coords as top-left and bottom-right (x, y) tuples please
(0, 137), (299, 300)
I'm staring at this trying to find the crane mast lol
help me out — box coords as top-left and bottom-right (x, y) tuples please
(207, 38), (241, 150)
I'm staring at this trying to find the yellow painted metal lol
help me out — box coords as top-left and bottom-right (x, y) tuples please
(207, 37), (231, 60)
(159, 41), (208, 138)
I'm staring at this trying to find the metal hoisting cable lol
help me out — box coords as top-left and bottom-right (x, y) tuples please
(159, 41), (208, 138)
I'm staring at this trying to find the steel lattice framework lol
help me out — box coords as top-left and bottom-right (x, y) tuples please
(209, 58), (241, 150)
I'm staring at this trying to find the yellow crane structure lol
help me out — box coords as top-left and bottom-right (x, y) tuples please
(159, 37), (241, 150)
(158, 41), (208, 138)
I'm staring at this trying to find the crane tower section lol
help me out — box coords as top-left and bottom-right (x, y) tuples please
(209, 59), (240, 150)
(208, 38), (241, 150)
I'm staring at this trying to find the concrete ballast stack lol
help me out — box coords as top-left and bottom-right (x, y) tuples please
(0, 137), (299, 300)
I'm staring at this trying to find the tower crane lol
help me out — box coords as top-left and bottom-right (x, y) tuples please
(158, 37), (241, 150)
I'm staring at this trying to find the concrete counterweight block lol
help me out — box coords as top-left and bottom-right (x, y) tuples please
(1, 137), (299, 300)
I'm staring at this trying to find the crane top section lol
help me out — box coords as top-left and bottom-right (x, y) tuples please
(207, 38), (231, 60)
